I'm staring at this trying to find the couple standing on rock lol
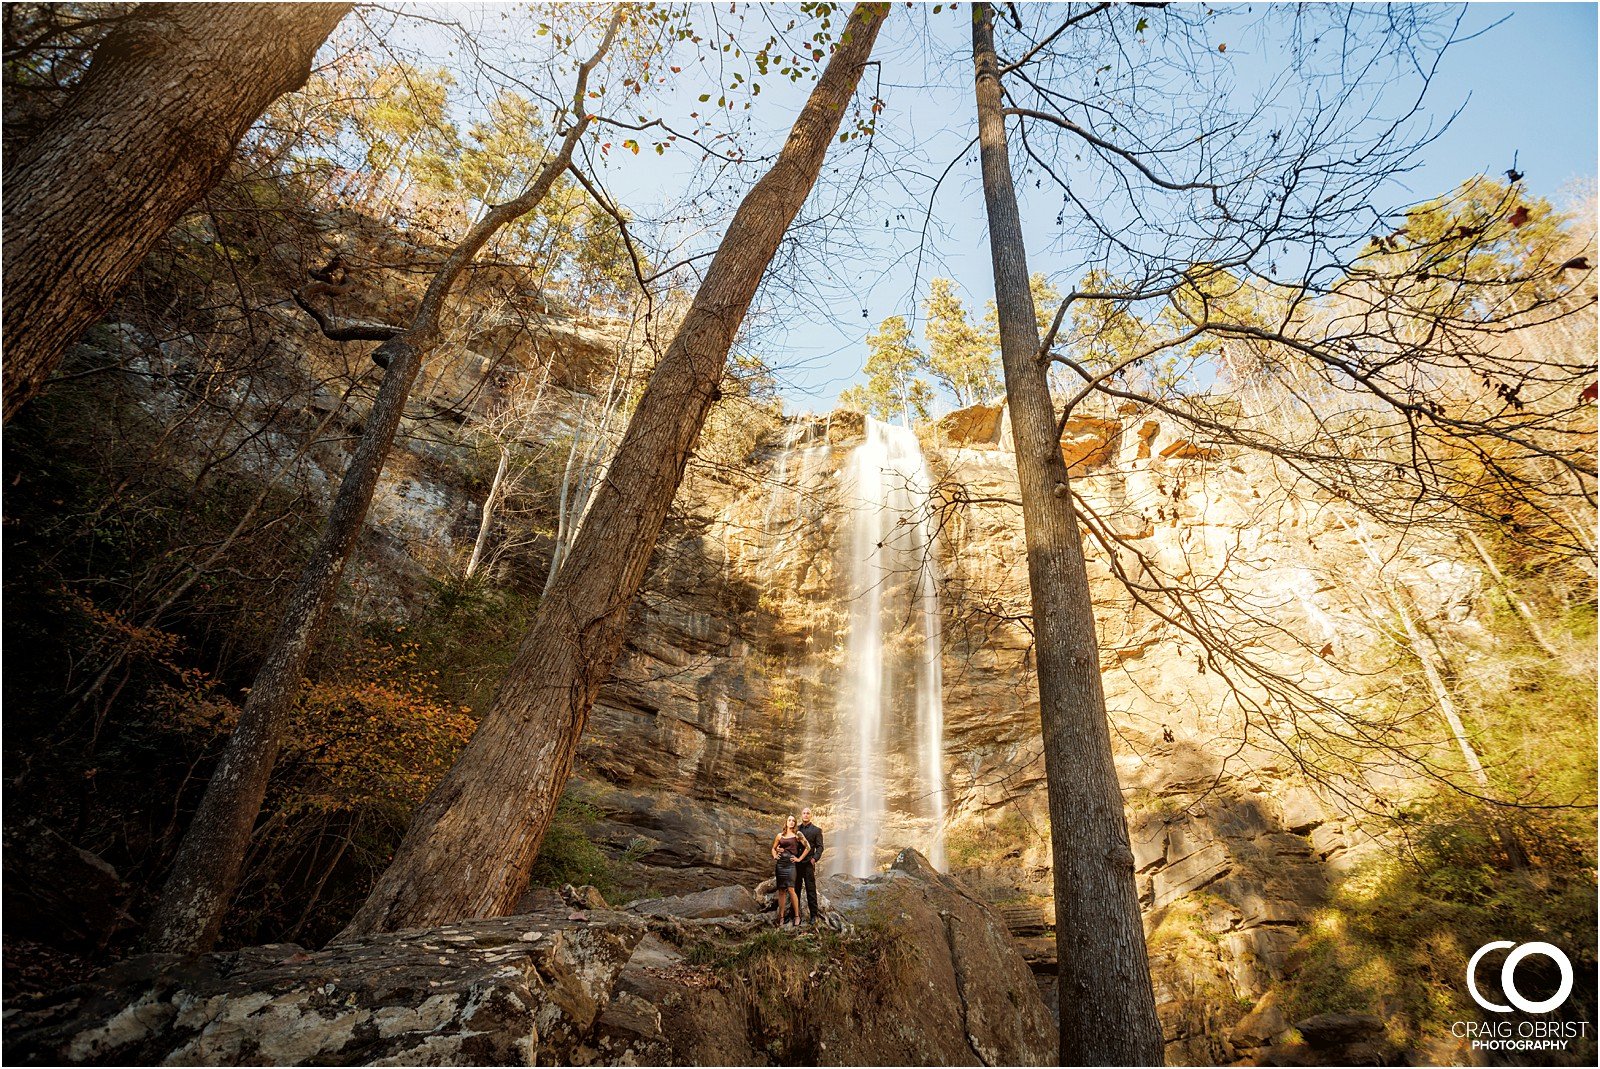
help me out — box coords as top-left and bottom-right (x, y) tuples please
(771, 808), (824, 926)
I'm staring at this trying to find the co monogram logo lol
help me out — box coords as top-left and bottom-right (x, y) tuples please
(1467, 941), (1574, 1014)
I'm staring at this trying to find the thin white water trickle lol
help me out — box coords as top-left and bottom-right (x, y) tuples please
(837, 417), (947, 876)
(898, 429), (947, 871)
(791, 444), (831, 525)
(761, 422), (805, 538)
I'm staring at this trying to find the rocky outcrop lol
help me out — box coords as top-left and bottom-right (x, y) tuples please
(6, 851), (1050, 1067)
(939, 403), (1005, 448)
(1230, 989), (1291, 1048)
(1240, 1010), (1396, 1067)
(854, 850), (1056, 1067)
(1059, 414), (1121, 472)
(602, 848), (1056, 1066)
(4, 908), (646, 1065)
(938, 402), (1121, 474)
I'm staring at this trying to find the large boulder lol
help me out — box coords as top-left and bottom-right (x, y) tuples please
(1231, 990), (1291, 1048)
(1292, 1011), (1386, 1049)
(630, 849), (1056, 1066)
(627, 884), (758, 920)
(595, 932), (762, 1065)
(845, 849), (1057, 1066)
(3, 908), (645, 1066)
(1249, 1011), (1396, 1067)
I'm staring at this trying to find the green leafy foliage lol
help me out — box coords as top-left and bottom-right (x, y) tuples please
(1280, 797), (1596, 1061)
(1273, 579), (1596, 1059)
(1067, 268), (1149, 369)
(1353, 179), (1573, 318)
(526, 795), (619, 898)
(983, 272), (1062, 345)
(839, 314), (935, 423)
(923, 277), (1002, 406)
(357, 63), (461, 205)
(257, 43), (643, 310)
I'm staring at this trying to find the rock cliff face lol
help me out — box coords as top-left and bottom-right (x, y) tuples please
(5, 850), (1051, 1067)
(47, 220), (1493, 1061)
(915, 402), (1487, 1061)
(554, 400), (1492, 1063)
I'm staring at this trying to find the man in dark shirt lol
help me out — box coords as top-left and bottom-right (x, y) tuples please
(796, 807), (824, 922)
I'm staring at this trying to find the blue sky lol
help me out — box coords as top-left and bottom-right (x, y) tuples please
(1418, 2), (1597, 198)
(409, 3), (1598, 414)
(709, 2), (1599, 414)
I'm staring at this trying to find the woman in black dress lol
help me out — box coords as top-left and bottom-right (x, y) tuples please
(771, 815), (811, 926)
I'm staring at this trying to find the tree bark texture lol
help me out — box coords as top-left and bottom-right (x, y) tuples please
(971, 6), (1164, 1064)
(143, 15), (624, 955)
(340, 3), (888, 940)
(1, 2), (350, 422)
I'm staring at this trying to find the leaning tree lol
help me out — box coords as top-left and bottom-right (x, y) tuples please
(2, 2), (351, 422)
(146, 5), (636, 955)
(341, 1), (890, 938)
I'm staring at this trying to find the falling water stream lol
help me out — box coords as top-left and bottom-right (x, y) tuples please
(760, 423), (804, 535)
(758, 415), (948, 874)
(837, 417), (947, 874)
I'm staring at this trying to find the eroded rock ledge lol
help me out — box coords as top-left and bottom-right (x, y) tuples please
(4, 908), (645, 1066)
(5, 850), (1052, 1067)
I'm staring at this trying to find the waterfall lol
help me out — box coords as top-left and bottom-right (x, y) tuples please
(755, 414), (948, 875)
(761, 423), (804, 536)
(836, 417), (948, 875)
(760, 424), (831, 588)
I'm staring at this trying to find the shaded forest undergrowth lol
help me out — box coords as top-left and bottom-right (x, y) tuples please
(1270, 617), (1598, 1063)
(0, 151), (773, 974)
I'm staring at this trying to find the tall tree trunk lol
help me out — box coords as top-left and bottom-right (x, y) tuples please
(970, 6), (1164, 1064)
(143, 15), (625, 955)
(340, 3), (888, 940)
(1, 2), (350, 423)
